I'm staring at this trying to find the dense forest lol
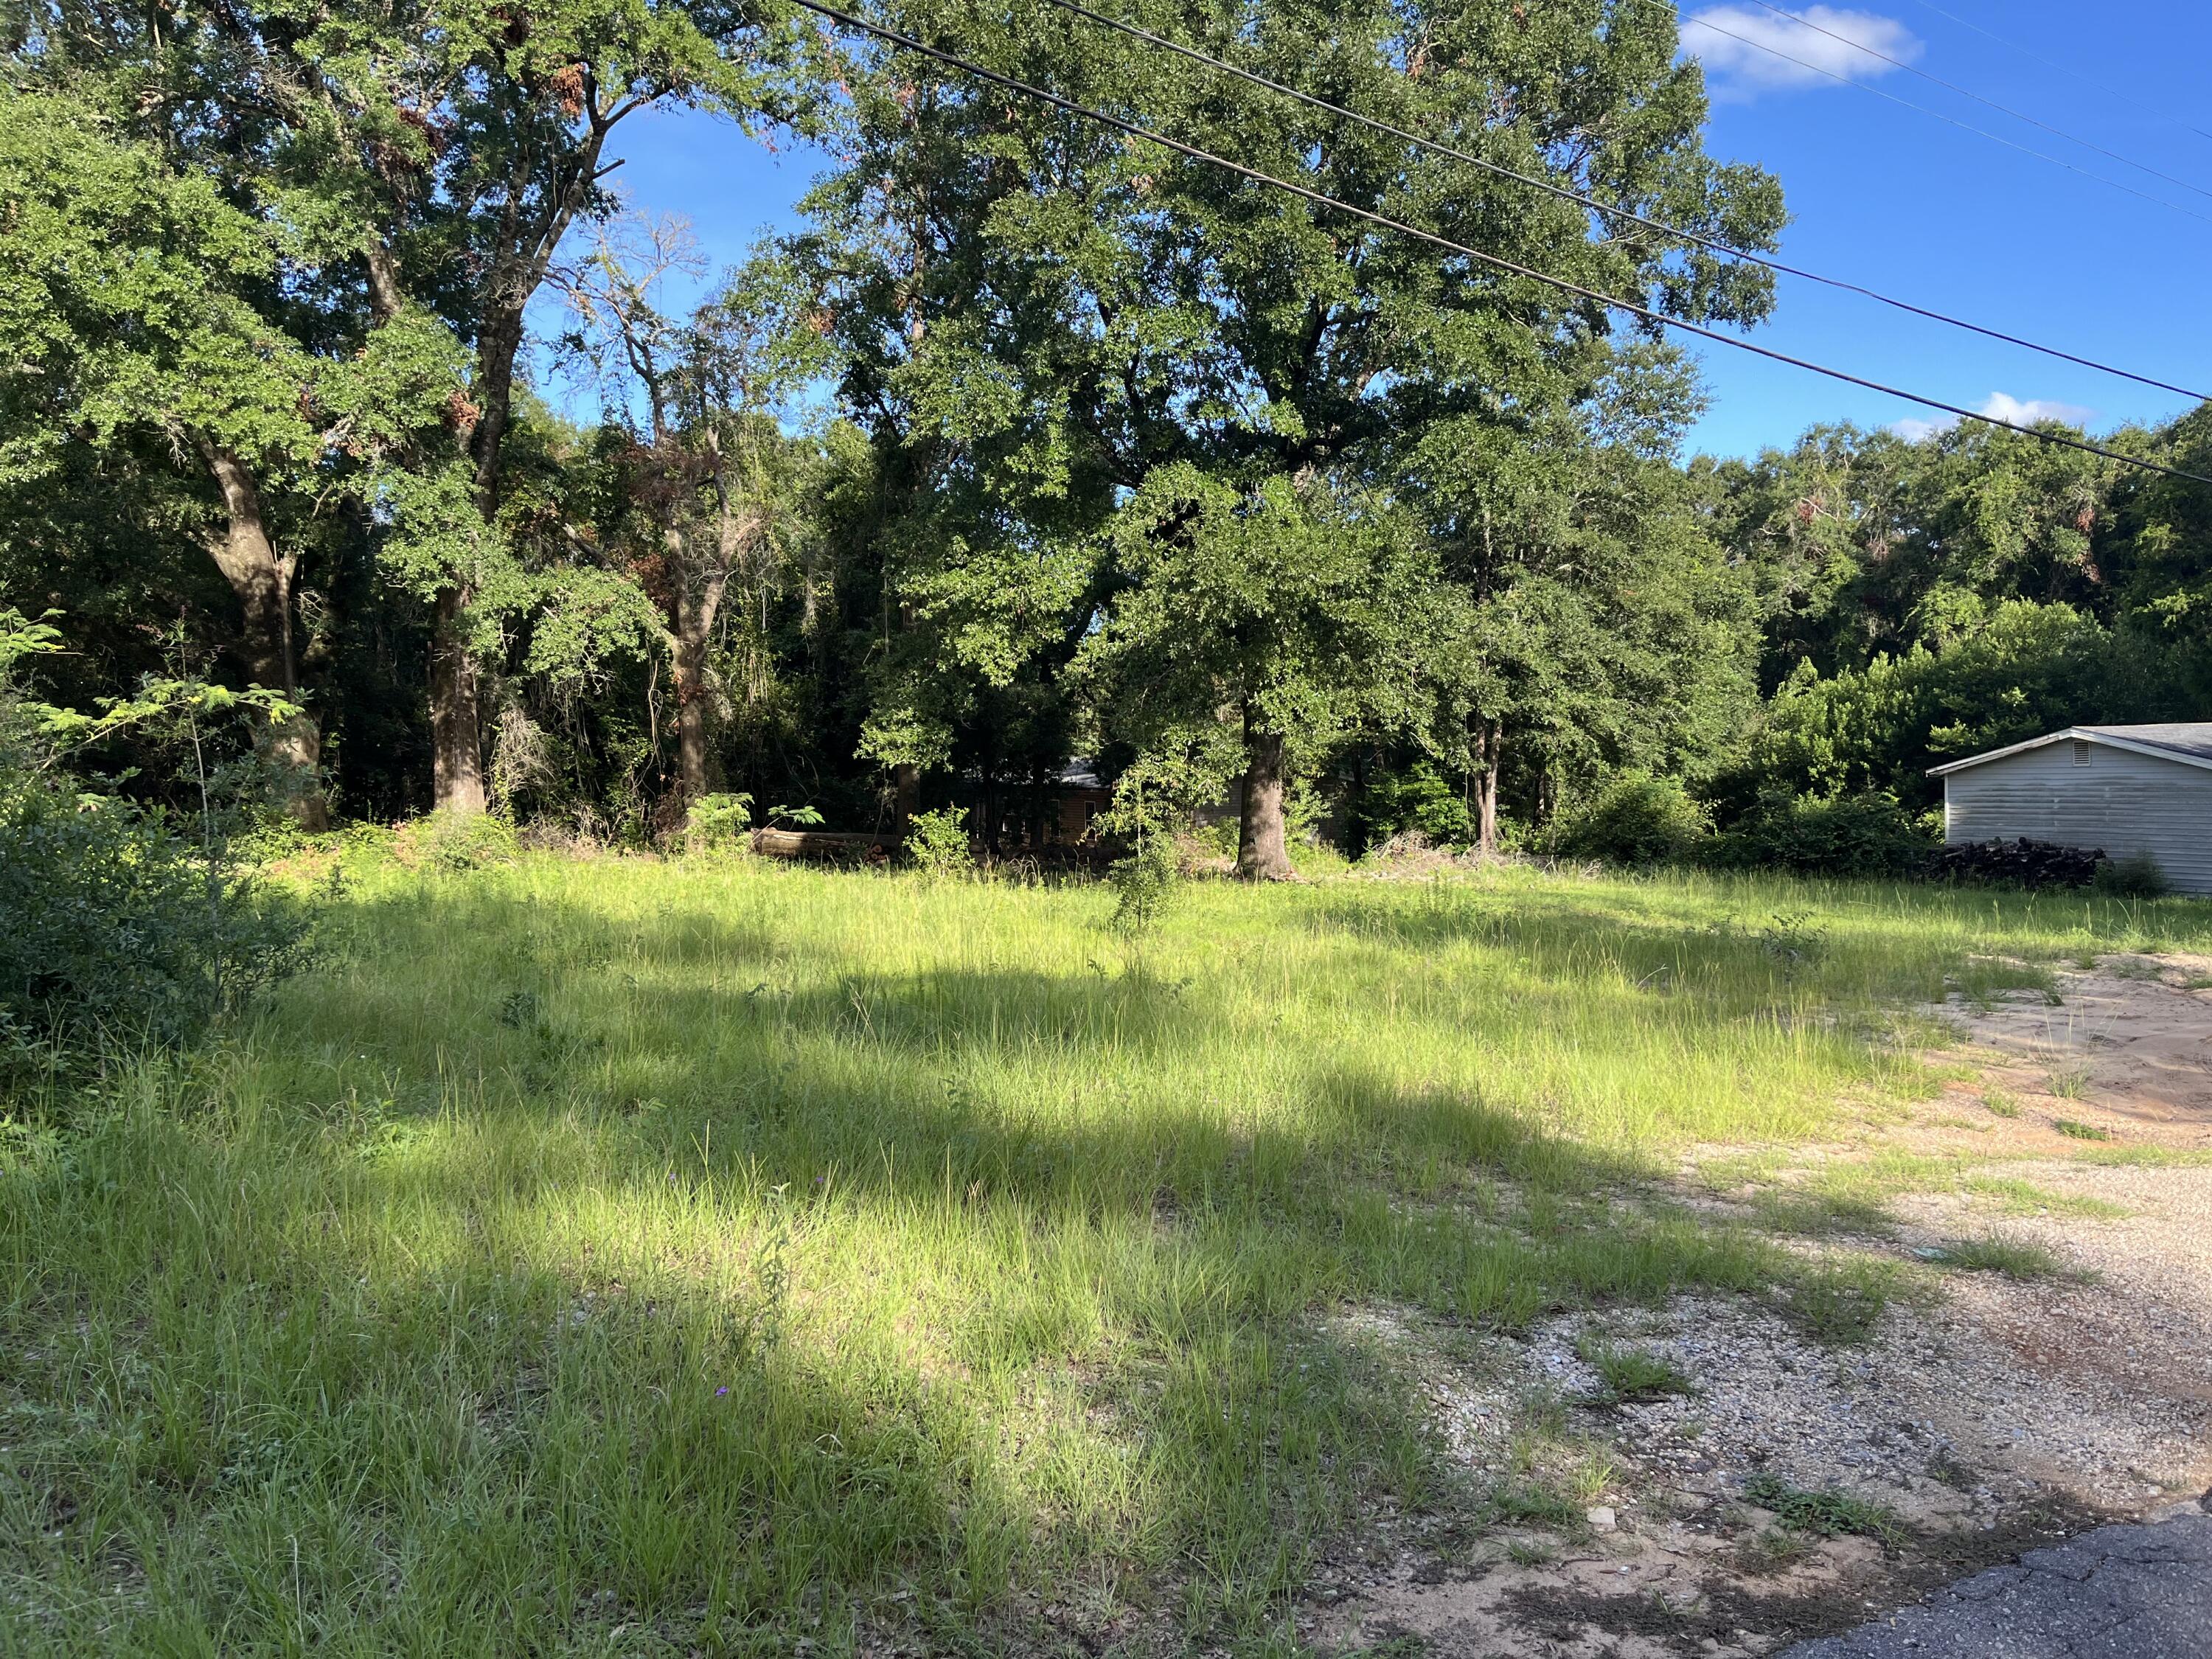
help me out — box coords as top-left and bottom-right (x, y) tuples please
(4, 0), (2209, 879)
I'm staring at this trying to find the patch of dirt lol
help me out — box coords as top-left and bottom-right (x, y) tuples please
(1921, 950), (2212, 1151)
(1315, 953), (2212, 1656)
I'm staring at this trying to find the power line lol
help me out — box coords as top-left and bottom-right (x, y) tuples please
(788, 0), (2212, 485)
(1732, 0), (2212, 204)
(1899, 0), (2212, 149)
(1039, 0), (2208, 403)
(1680, 10), (2212, 229)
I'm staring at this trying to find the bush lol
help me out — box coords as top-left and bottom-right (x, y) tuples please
(2094, 850), (2171, 898)
(1710, 790), (1935, 879)
(395, 810), (520, 873)
(0, 782), (308, 1079)
(1554, 771), (1708, 866)
(1107, 835), (1181, 935)
(685, 791), (754, 854)
(905, 806), (973, 880)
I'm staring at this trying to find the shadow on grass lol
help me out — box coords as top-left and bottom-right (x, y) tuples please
(0, 874), (1887, 1653)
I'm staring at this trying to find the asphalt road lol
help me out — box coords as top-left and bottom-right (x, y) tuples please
(1779, 1506), (2212, 1659)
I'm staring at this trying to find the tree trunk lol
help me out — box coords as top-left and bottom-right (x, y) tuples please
(1236, 711), (1293, 881)
(198, 442), (328, 829)
(672, 568), (727, 807)
(421, 302), (527, 818)
(1476, 718), (1503, 855)
(429, 585), (486, 815)
(893, 762), (919, 835)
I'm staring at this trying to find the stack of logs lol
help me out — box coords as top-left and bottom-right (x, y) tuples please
(1929, 837), (2106, 888)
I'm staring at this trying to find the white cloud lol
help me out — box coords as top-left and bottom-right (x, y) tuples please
(1684, 6), (1922, 100)
(1890, 392), (2098, 443)
(1978, 392), (2096, 428)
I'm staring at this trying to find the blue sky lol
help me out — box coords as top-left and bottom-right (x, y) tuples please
(572, 0), (2212, 462)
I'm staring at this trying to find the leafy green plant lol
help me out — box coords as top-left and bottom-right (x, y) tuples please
(2053, 1117), (2110, 1141)
(685, 792), (754, 853)
(0, 616), (310, 1081)
(1933, 1234), (2074, 1280)
(1709, 790), (1934, 879)
(905, 806), (973, 880)
(1741, 1475), (1907, 1548)
(2093, 851), (2169, 899)
(1107, 834), (1181, 936)
(399, 811), (520, 873)
(1553, 771), (1708, 866)
(1577, 1338), (1696, 1403)
(765, 803), (825, 829)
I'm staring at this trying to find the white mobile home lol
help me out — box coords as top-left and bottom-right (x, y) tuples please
(1928, 723), (2212, 894)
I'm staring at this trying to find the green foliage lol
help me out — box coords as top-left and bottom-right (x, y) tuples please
(1107, 835), (1183, 936)
(398, 812), (521, 874)
(0, 613), (310, 1079)
(904, 806), (973, 880)
(1742, 1475), (1907, 1548)
(1933, 1234), (2073, 1280)
(1710, 790), (1935, 878)
(1576, 1338), (1697, 1404)
(2094, 851), (2171, 898)
(1554, 771), (1709, 866)
(685, 793), (755, 853)
(1353, 758), (1475, 850)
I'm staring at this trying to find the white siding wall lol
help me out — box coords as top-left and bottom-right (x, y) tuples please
(1943, 742), (2212, 894)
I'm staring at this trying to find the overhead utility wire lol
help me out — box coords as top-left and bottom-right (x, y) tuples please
(1677, 10), (2212, 228)
(786, 0), (2212, 486)
(1040, 0), (2208, 403)
(1899, 0), (2212, 148)
(1735, 0), (2212, 203)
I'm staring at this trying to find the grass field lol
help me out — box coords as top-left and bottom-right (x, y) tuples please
(4, 853), (2210, 1655)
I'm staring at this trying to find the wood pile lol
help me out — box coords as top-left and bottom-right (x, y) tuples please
(1930, 837), (2106, 888)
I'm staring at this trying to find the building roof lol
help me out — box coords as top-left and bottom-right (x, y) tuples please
(1927, 723), (2212, 777)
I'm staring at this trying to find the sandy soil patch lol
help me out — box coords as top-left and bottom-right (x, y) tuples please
(1315, 954), (2212, 1656)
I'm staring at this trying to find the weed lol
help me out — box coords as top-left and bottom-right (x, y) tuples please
(2054, 1118), (2112, 1141)
(1503, 1539), (1557, 1567)
(1735, 1525), (1815, 1573)
(1980, 1089), (2021, 1118)
(1741, 1475), (1908, 1549)
(1778, 1259), (1904, 1346)
(2048, 1067), (2093, 1100)
(1961, 1176), (2129, 1220)
(1930, 1234), (2079, 1281)
(1577, 1337), (1697, 1404)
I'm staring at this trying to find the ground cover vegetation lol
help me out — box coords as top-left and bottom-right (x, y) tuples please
(6, 850), (2210, 1652)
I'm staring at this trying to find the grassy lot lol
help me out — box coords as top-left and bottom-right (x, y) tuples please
(4, 854), (2209, 1655)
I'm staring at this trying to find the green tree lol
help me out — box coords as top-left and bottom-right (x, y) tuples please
(799, 0), (1785, 863)
(554, 216), (833, 811)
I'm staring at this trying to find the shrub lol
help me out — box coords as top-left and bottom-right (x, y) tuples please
(0, 780), (308, 1079)
(685, 791), (754, 854)
(2093, 850), (2170, 898)
(1554, 771), (1708, 866)
(396, 810), (520, 873)
(905, 806), (974, 880)
(1710, 789), (1934, 879)
(1107, 835), (1181, 935)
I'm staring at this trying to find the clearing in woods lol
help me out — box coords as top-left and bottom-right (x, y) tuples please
(2, 850), (2209, 1655)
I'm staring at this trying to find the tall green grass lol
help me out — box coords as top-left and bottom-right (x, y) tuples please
(2, 857), (2205, 1652)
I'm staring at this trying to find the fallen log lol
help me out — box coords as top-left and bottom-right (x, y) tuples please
(750, 827), (900, 863)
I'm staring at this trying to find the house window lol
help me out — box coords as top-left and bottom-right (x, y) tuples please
(2072, 739), (2091, 765)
